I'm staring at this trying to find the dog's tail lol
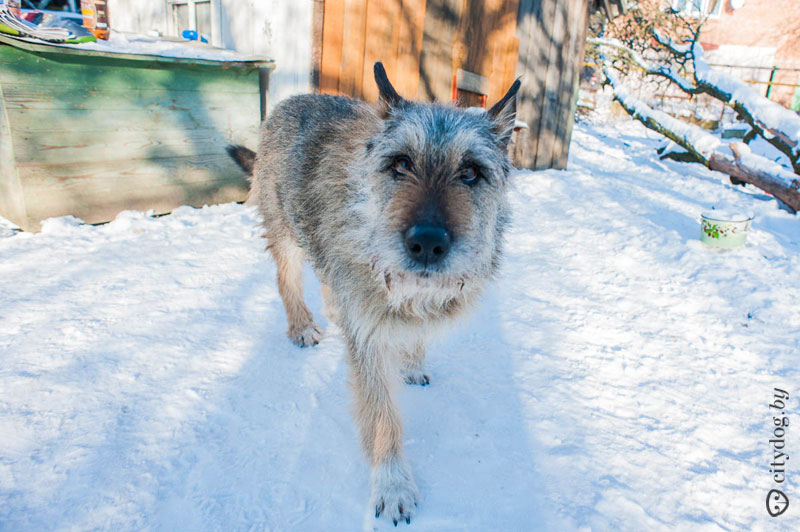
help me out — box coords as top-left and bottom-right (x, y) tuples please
(226, 144), (257, 176)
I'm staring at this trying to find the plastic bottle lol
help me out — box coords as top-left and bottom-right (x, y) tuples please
(80, 0), (110, 40)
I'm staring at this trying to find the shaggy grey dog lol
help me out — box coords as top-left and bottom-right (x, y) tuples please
(228, 63), (519, 525)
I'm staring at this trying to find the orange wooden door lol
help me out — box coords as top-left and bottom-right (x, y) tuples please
(317, 0), (520, 107)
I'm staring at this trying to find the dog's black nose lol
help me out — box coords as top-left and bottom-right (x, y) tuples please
(404, 224), (451, 266)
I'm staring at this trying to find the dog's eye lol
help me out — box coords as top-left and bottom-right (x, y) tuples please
(460, 166), (480, 186)
(393, 156), (412, 173)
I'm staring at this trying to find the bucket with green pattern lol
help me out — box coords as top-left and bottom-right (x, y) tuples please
(700, 211), (753, 248)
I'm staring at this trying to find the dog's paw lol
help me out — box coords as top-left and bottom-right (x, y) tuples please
(371, 456), (419, 526)
(288, 323), (322, 347)
(402, 369), (430, 387)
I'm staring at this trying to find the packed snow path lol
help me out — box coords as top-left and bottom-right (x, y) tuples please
(1, 123), (798, 531)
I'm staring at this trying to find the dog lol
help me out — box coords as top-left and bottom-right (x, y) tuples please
(227, 62), (519, 525)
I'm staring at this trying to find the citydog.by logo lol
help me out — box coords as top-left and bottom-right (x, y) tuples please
(767, 388), (790, 517)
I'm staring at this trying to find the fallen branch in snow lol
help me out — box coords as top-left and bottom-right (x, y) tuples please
(654, 31), (800, 173)
(604, 68), (800, 213)
(590, 34), (800, 174)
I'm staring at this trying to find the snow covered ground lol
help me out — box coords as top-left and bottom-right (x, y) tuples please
(1, 121), (798, 531)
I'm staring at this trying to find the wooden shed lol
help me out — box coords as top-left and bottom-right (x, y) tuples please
(312, 0), (591, 170)
(1, 1), (589, 231)
(0, 34), (272, 231)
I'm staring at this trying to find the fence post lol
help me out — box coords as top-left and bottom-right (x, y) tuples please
(765, 66), (778, 100)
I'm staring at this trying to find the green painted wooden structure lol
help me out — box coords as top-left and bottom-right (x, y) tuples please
(0, 35), (273, 231)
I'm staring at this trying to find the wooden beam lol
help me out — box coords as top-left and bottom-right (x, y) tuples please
(416, 0), (463, 102)
(487, 0), (520, 106)
(339, 0), (369, 98)
(310, 0), (325, 90)
(394, 0), (427, 99)
(361, 0), (402, 102)
(552, 0), (590, 169)
(319, 0), (346, 94)
(513, 0), (548, 168)
(533, 0), (568, 169)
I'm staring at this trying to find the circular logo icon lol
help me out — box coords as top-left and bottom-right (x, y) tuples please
(766, 489), (789, 517)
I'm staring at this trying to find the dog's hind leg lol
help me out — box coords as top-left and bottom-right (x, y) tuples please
(401, 341), (430, 386)
(270, 237), (321, 347)
(347, 336), (419, 525)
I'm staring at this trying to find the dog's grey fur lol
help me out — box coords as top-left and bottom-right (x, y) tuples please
(229, 63), (519, 525)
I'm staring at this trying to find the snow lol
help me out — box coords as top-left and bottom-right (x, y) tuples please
(700, 209), (753, 223)
(0, 215), (19, 238)
(691, 41), (800, 158)
(606, 68), (722, 159)
(43, 31), (269, 63)
(728, 142), (800, 189)
(1, 122), (799, 531)
(606, 68), (800, 196)
(654, 29), (692, 55)
(730, 132), (794, 172)
(612, 32), (800, 161)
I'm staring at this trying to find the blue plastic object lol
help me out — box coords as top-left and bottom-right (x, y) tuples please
(181, 29), (208, 43)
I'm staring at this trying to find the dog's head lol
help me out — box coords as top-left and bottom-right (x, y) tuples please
(351, 63), (519, 306)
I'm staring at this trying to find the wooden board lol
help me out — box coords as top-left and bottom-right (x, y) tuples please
(0, 40), (267, 231)
(319, 0), (346, 94)
(513, 0), (546, 169)
(394, 0), (427, 99)
(513, 0), (590, 170)
(534, 0), (568, 169)
(0, 82), (25, 224)
(488, 0), (521, 106)
(310, 0), (325, 89)
(338, 0), (368, 97)
(315, 0), (589, 170)
(552, 0), (591, 169)
(321, 0), (520, 106)
(416, 0), (463, 102)
(361, 0), (403, 102)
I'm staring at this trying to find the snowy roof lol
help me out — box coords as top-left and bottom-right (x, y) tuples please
(0, 31), (274, 66)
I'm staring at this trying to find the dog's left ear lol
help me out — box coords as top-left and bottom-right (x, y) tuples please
(487, 79), (521, 147)
(374, 62), (404, 116)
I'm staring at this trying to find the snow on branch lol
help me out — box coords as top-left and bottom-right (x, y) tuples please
(653, 29), (691, 55)
(587, 38), (696, 93)
(689, 40), (800, 164)
(604, 67), (800, 213)
(612, 28), (800, 173)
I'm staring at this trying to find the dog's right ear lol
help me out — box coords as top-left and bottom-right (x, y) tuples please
(374, 62), (404, 115)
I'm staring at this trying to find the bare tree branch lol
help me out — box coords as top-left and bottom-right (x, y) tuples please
(604, 67), (800, 212)
(594, 30), (800, 174)
(687, 40), (800, 171)
(588, 38), (696, 93)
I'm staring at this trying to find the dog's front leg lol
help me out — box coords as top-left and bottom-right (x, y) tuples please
(347, 337), (419, 525)
(401, 341), (430, 386)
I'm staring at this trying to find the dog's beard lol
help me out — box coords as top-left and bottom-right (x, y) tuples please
(357, 224), (494, 313)
(381, 268), (467, 293)
(368, 252), (484, 316)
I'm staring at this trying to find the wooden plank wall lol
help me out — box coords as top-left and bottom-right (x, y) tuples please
(513, 0), (591, 170)
(318, 0), (518, 107)
(0, 46), (263, 231)
(317, 0), (590, 171)
(320, 0), (428, 103)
